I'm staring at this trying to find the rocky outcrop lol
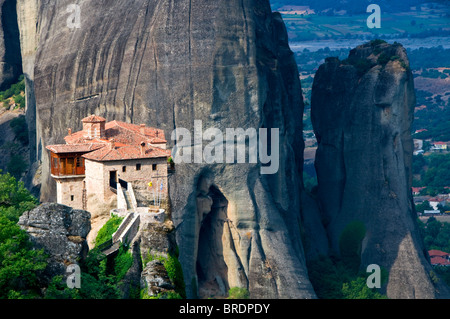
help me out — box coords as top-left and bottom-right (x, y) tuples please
(22, 0), (314, 298)
(139, 219), (180, 298)
(18, 202), (91, 283)
(311, 41), (449, 299)
(0, 0), (22, 90)
(141, 260), (176, 297)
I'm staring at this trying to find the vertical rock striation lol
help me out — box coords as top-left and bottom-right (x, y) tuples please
(20, 0), (315, 298)
(311, 41), (449, 298)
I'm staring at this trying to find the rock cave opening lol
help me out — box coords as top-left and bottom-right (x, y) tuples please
(196, 185), (230, 299)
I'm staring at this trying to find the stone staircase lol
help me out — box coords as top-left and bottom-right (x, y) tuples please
(100, 180), (163, 257)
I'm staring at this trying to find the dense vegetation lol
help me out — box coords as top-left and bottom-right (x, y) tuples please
(94, 214), (123, 247)
(417, 217), (450, 287)
(4, 115), (29, 179)
(307, 220), (388, 299)
(418, 217), (450, 252)
(46, 217), (134, 299)
(227, 287), (250, 299)
(141, 248), (186, 299)
(307, 255), (388, 299)
(408, 46), (450, 69)
(0, 75), (25, 109)
(0, 171), (45, 299)
(412, 154), (450, 195)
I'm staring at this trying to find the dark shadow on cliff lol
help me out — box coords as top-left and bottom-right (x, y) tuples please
(196, 185), (229, 299)
(0, 0), (22, 90)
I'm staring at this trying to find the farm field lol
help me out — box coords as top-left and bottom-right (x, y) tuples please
(281, 6), (449, 41)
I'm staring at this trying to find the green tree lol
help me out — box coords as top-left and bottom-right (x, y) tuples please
(228, 287), (249, 299)
(0, 170), (44, 298)
(342, 277), (387, 299)
(10, 115), (29, 145)
(0, 214), (47, 298)
(0, 170), (38, 222)
(416, 200), (432, 214)
(94, 215), (123, 247)
(7, 154), (27, 179)
(339, 221), (366, 272)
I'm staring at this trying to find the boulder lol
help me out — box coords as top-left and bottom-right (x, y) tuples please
(18, 202), (91, 282)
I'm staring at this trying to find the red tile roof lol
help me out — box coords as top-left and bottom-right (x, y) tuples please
(429, 250), (449, 257)
(46, 143), (105, 154)
(49, 119), (170, 162)
(429, 197), (445, 202)
(430, 256), (450, 266)
(65, 120), (166, 145)
(82, 144), (171, 162)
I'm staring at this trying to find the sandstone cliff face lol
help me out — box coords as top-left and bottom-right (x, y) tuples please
(16, 0), (40, 165)
(18, 202), (91, 283)
(311, 41), (449, 299)
(21, 0), (314, 298)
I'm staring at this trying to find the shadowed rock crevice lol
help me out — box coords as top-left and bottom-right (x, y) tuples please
(0, 0), (22, 90)
(196, 185), (230, 298)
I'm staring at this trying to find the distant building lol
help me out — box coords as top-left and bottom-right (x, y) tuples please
(412, 187), (426, 196)
(429, 250), (450, 266)
(424, 210), (441, 216)
(429, 197), (448, 210)
(413, 139), (423, 151)
(46, 115), (171, 214)
(431, 141), (448, 151)
(414, 195), (431, 205)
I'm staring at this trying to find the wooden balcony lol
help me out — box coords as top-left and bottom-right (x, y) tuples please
(50, 153), (86, 178)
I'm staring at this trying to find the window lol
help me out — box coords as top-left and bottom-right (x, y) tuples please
(136, 164), (141, 171)
(152, 164), (157, 171)
(122, 166), (126, 173)
(76, 157), (84, 167)
(71, 195), (74, 202)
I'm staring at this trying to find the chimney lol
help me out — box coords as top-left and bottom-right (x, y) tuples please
(140, 124), (146, 135)
(68, 128), (72, 136)
(110, 138), (115, 150)
(140, 142), (146, 156)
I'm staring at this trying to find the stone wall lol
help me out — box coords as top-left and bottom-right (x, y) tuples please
(85, 159), (107, 214)
(85, 157), (168, 216)
(102, 157), (168, 206)
(56, 177), (84, 210)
